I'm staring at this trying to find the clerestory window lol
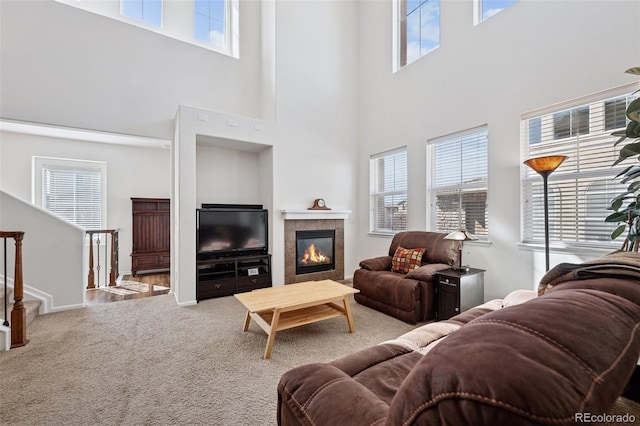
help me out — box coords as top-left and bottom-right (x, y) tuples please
(55, 0), (239, 58)
(121, 0), (162, 27)
(394, 0), (440, 70)
(194, 0), (227, 50)
(475, 0), (518, 25)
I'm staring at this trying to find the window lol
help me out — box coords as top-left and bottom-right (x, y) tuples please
(521, 87), (637, 249)
(604, 97), (628, 131)
(475, 0), (518, 24)
(370, 148), (408, 234)
(427, 127), (489, 238)
(33, 157), (106, 230)
(55, 0), (239, 58)
(194, 0), (226, 49)
(552, 106), (589, 139)
(395, 0), (440, 69)
(121, 0), (162, 27)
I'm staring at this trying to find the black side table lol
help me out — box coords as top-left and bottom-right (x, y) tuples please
(436, 268), (485, 321)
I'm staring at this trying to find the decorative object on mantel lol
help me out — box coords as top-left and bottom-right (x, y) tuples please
(309, 198), (331, 210)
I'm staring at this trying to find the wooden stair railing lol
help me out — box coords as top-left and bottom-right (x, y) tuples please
(1, 231), (28, 348)
(86, 229), (119, 289)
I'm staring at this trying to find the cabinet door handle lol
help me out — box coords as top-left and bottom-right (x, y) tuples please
(440, 282), (457, 288)
(215, 284), (221, 289)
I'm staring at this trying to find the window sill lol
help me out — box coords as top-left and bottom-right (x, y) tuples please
(517, 242), (618, 257)
(368, 232), (397, 238)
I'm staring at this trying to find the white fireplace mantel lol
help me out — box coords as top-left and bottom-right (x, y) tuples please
(281, 209), (351, 220)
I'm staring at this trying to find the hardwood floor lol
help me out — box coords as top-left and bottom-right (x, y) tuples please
(86, 272), (170, 305)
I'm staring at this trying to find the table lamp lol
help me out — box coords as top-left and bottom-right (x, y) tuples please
(444, 229), (479, 272)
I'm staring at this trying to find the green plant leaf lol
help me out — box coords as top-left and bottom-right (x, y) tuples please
(614, 142), (640, 165)
(627, 98), (640, 122)
(614, 135), (629, 146)
(625, 120), (640, 137)
(611, 191), (632, 203)
(621, 167), (640, 183)
(605, 211), (628, 222)
(611, 224), (628, 240)
(615, 165), (635, 179)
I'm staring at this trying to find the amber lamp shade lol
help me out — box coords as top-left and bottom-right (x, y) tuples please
(523, 156), (567, 174)
(523, 155), (568, 272)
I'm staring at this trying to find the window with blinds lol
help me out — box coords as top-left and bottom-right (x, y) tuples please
(34, 157), (106, 230)
(521, 86), (638, 249)
(370, 147), (408, 234)
(427, 127), (488, 238)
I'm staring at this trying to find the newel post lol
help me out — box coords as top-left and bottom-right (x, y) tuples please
(10, 231), (28, 348)
(87, 231), (95, 289)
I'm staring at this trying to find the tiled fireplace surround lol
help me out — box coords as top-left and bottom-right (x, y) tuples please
(284, 218), (345, 284)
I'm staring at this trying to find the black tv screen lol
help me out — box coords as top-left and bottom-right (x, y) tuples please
(197, 208), (268, 257)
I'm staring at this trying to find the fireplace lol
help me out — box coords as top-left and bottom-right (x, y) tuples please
(283, 214), (346, 284)
(296, 230), (335, 275)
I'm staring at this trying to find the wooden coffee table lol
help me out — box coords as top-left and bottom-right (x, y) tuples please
(234, 280), (359, 359)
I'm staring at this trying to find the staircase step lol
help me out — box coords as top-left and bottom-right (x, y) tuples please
(2, 300), (41, 327)
(23, 300), (41, 325)
(0, 286), (15, 308)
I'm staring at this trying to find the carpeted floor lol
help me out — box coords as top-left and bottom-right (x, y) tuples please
(2, 292), (639, 425)
(0, 293), (416, 425)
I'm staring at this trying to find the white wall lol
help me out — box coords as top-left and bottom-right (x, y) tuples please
(0, 131), (170, 275)
(0, 0), (265, 139)
(0, 190), (85, 311)
(272, 0), (360, 276)
(356, 0), (640, 299)
(195, 144), (262, 207)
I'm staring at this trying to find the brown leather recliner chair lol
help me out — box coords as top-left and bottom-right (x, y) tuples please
(353, 231), (458, 324)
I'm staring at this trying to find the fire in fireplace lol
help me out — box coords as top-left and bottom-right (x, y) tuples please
(296, 230), (335, 275)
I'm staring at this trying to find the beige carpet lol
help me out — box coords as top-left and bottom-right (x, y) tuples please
(2, 293), (639, 425)
(0, 293), (416, 425)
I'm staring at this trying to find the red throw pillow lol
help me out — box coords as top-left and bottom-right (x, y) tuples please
(391, 246), (426, 274)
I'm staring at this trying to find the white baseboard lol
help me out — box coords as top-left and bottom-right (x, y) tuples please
(0, 324), (10, 352)
(173, 293), (197, 307)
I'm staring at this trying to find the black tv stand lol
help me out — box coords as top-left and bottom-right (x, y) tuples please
(196, 254), (271, 301)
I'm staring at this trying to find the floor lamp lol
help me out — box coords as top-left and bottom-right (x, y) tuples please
(523, 155), (567, 271)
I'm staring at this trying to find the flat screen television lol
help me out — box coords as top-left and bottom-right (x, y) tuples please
(196, 208), (268, 258)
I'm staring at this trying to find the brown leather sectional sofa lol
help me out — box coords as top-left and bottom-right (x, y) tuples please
(353, 231), (458, 324)
(278, 253), (640, 425)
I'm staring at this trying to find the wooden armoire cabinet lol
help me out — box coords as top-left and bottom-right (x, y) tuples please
(131, 198), (170, 276)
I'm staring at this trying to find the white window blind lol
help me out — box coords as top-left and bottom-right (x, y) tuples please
(428, 127), (488, 238)
(521, 86), (638, 249)
(35, 158), (106, 230)
(370, 147), (408, 234)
